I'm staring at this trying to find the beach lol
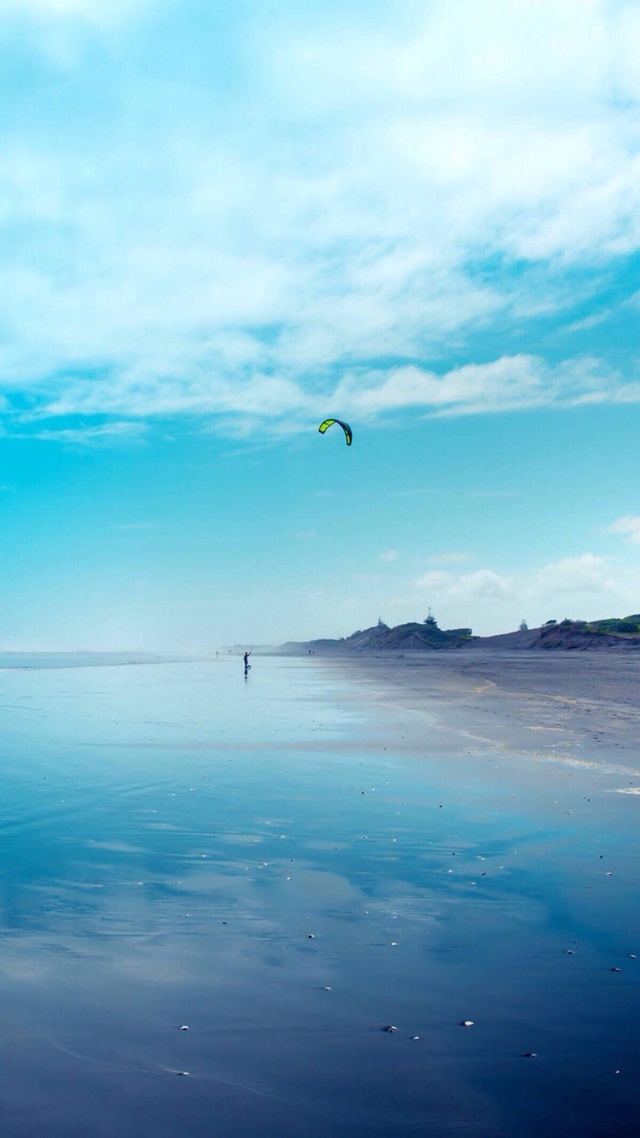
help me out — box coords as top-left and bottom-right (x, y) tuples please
(0, 653), (637, 1137)
(330, 650), (640, 779)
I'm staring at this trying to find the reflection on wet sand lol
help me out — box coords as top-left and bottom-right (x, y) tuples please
(0, 656), (637, 1137)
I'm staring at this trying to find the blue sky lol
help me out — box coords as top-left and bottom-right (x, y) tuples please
(1, 0), (639, 649)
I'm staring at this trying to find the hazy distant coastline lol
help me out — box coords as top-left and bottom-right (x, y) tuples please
(0, 652), (197, 670)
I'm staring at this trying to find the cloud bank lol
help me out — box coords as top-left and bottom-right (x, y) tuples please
(410, 550), (637, 634)
(0, 0), (639, 439)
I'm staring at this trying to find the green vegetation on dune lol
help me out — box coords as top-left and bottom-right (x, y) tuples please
(559, 616), (640, 636)
(589, 616), (640, 634)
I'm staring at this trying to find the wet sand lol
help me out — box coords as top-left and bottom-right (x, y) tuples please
(330, 651), (640, 780)
(0, 655), (637, 1137)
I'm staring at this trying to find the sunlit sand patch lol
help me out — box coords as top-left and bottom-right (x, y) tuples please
(522, 752), (640, 777)
(457, 728), (640, 776)
(458, 728), (570, 762)
(472, 680), (496, 694)
(535, 753), (640, 777)
(553, 755), (609, 769)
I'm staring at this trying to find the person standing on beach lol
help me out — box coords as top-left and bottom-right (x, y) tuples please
(243, 651), (251, 670)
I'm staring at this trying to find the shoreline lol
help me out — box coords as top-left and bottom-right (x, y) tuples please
(318, 650), (640, 785)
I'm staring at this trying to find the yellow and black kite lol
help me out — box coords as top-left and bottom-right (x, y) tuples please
(318, 418), (353, 446)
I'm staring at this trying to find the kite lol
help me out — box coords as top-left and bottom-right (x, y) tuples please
(318, 419), (353, 446)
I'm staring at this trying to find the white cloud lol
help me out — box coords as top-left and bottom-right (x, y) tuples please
(17, 341), (632, 434)
(416, 570), (452, 592)
(416, 552), (629, 610)
(0, 0), (639, 438)
(416, 567), (514, 601)
(16, 345), (634, 433)
(604, 516), (640, 544)
(331, 355), (628, 419)
(531, 553), (616, 597)
(400, 548), (639, 636)
(379, 550), (399, 562)
(12, 421), (147, 445)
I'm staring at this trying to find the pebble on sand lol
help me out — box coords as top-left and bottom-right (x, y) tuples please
(460, 1021), (474, 1027)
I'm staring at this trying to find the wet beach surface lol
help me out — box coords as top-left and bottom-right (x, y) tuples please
(0, 655), (638, 1137)
(336, 650), (640, 773)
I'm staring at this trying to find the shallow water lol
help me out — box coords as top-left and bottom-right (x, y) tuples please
(0, 657), (637, 1137)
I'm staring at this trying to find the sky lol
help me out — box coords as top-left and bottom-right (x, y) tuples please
(0, 0), (639, 650)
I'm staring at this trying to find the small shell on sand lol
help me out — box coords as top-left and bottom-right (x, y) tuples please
(383, 1025), (397, 1033)
(179, 1025), (189, 1031)
(460, 1021), (474, 1027)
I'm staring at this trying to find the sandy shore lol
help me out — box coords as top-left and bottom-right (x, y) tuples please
(326, 651), (640, 783)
